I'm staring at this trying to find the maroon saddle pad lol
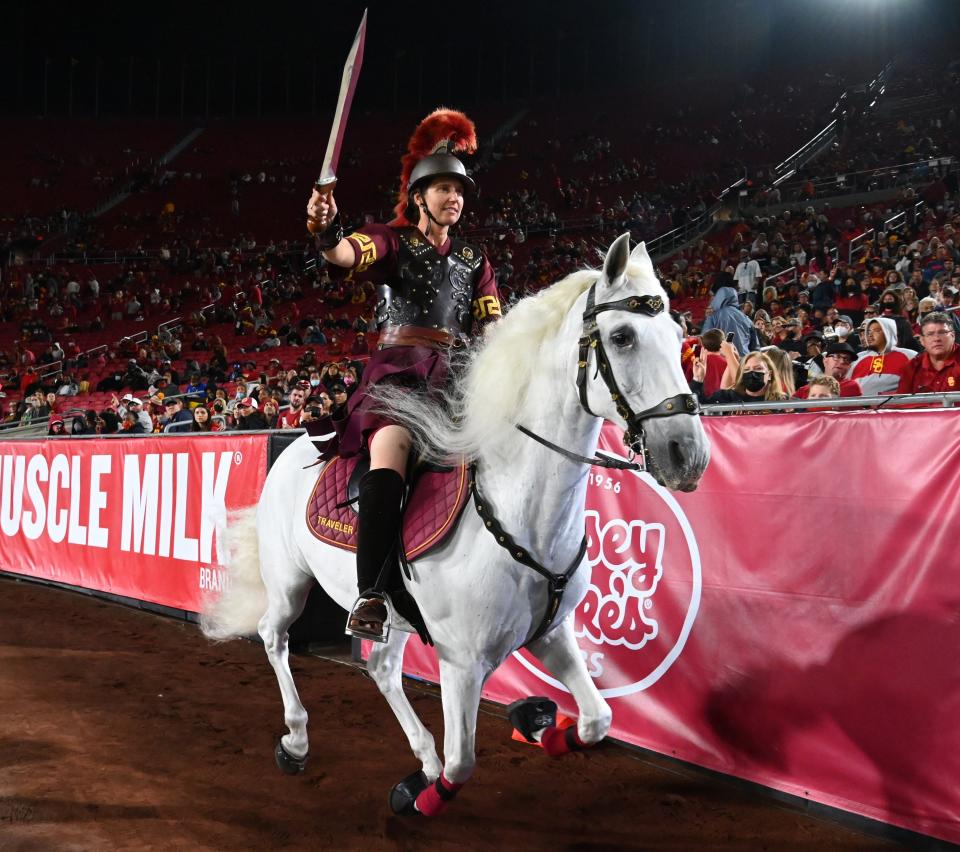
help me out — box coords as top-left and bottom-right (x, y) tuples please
(306, 456), (470, 559)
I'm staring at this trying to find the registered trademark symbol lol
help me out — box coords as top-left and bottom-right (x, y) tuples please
(234, 452), (243, 465)
(644, 599), (653, 610)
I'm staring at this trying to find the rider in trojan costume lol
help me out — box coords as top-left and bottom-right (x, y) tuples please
(306, 109), (502, 641)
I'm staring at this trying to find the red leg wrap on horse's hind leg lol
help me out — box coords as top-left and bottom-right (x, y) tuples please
(414, 773), (463, 817)
(540, 724), (587, 757)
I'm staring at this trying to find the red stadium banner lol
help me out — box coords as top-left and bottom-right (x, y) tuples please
(0, 435), (268, 611)
(393, 410), (960, 844)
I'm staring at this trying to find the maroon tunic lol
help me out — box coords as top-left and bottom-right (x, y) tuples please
(335, 224), (500, 457)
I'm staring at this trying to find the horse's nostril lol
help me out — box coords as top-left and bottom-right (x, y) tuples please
(669, 440), (686, 469)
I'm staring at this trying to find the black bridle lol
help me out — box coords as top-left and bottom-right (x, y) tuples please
(474, 279), (701, 645)
(575, 282), (700, 466)
(514, 281), (700, 474)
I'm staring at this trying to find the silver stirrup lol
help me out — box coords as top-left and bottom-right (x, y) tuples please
(344, 593), (392, 644)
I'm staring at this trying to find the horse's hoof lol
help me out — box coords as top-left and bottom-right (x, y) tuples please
(274, 740), (308, 775)
(508, 696), (557, 743)
(389, 769), (429, 815)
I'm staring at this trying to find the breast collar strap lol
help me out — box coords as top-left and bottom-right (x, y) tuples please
(470, 465), (587, 647)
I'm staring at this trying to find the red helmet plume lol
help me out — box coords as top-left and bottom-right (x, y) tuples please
(390, 108), (477, 227)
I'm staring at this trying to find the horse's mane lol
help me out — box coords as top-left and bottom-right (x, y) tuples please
(372, 267), (600, 464)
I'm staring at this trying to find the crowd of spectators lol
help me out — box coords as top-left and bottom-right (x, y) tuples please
(679, 194), (960, 407)
(1, 336), (369, 436)
(2, 61), (959, 433)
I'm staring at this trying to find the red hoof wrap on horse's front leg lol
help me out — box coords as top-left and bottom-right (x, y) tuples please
(540, 724), (587, 757)
(414, 773), (463, 817)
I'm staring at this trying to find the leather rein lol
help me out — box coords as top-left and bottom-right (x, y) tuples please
(473, 281), (700, 646)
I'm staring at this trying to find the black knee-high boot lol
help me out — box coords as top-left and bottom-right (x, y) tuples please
(348, 468), (405, 638)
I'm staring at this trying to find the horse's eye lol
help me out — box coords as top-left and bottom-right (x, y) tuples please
(610, 328), (635, 348)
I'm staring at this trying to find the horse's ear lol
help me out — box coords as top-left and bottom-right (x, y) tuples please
(602, 233), (631, 288)
(630, 240), (656, 277)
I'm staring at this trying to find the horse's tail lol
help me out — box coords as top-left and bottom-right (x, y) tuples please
(200, 506), (267, 641)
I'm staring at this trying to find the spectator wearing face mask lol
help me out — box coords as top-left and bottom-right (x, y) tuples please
(691, 351), (787, 408)
(829, 314), (861, 350)
(849, 318), (915, 395)
(834, 277), (869, 325)
(877, 289), (921, 352)
(229, 382), (249, 411)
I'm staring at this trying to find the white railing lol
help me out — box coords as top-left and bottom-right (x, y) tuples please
(37, 359), (64, 381)
(118, 330), (148, 349)
(774, 119), (839, 177)
(763, 266), (798, 292)
(704, 391), (960, 415)
(848, 229), (875, 265)
(156, 299), (219, 341)
(848, 200), (926, 265)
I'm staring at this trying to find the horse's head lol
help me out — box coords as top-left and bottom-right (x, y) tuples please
(580, 233), (710, 492)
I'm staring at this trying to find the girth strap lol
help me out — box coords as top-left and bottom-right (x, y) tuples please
(470, 466), (587, 646)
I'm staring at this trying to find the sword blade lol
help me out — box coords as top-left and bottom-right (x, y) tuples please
(317, 9), (367, 185)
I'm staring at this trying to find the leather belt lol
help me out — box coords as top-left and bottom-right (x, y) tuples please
(378, 325), (465, 350)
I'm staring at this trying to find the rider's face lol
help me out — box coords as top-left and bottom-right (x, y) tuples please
(418, 179), (465, 227)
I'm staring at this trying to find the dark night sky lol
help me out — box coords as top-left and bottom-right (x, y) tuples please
(2, 0), (958, 117)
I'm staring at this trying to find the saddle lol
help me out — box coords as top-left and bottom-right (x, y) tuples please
(306, 456), (469, 557)
(305, 454), (471, 643)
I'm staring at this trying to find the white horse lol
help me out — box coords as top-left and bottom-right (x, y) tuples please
(202, 233), (710, 816)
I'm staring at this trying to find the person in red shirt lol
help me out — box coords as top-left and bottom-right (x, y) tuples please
(693, 329), (736, 398)
(896, 312), (960, 394)
(278, 383), (309, 428)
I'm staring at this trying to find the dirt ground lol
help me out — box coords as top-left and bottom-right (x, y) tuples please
(0, 576), (897, 851)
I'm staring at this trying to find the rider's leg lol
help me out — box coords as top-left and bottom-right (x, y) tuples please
(347, 425), (411, 639)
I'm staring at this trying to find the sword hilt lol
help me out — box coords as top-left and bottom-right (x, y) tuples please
(307, 177), (338, 235)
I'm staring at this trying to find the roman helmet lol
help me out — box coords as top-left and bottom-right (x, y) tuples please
(390, 108), (478, 228)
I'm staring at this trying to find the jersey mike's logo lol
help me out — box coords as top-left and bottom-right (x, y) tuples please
(576, 514), (665, 651)
(513, 466), (701, 699)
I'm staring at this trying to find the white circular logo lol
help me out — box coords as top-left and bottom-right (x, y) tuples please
(512, 467), (701, 699)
